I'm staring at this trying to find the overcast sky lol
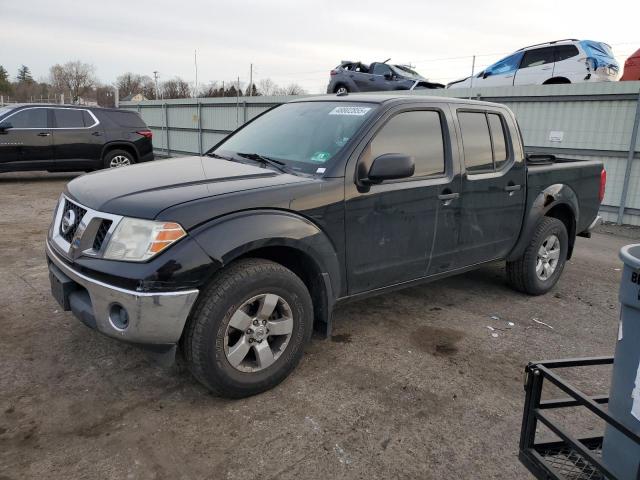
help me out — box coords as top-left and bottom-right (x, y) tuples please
(1, 0), (637, 93)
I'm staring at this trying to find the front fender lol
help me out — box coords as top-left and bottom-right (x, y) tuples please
(190, 209), (342, 299)
(507, 184), (579, 261)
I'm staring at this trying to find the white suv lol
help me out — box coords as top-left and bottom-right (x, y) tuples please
(447, 39), (619, 89)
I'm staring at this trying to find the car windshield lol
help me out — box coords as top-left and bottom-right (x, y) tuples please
(212, 102), (377, 174)
(391, 65), (424, 79)
(483, 51), (524, 77)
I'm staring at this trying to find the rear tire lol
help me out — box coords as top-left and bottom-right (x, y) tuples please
(334, 85), (349, 95)
(506, 217), (568, 295)
(182, 259), (313, 398)
(103, 149), (135, 169)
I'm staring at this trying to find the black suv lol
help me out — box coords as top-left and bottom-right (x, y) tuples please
(0, 104), (154, 173)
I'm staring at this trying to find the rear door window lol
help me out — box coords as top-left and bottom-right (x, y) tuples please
(7, 108), (48, 128)
(369, 110), (445, 177)
(458, 112), (493, 173)
(520, 47), (555, 69)
(554, 45), (579, 62)
(487, 114), (508, 169)
(53, 109), (85, 128)
(459, 111), (510, 174)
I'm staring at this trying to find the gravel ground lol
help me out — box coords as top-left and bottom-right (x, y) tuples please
(0, 171), (631, 479)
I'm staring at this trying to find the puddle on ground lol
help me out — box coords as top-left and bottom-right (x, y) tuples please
(412, 326), (464, 356)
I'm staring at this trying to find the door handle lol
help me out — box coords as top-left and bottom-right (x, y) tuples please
(541, 66), (552, 70)
(438, 192), (459, 206)
(37, 132), (50, 137)
(504, 184), (522, 192)
(92, 131), (101, 136)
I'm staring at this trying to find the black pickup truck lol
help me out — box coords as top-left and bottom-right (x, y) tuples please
(46, 94), (605, 397)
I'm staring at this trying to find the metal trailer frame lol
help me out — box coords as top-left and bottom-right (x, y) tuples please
(519, 356), (640, 480)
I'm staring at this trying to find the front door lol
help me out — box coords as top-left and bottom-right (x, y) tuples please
(345, 107), (459, 294)
(52, 108), (103, 169)
(454, 109), (526, 265)
(0, 107), (53, 170)
(513, 47), (555, 86)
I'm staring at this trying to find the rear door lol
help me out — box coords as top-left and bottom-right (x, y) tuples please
(552, 44), (582, 82)
(513, 47), (555, 85)
(0, 107), (53, 170)
(344, 105), (460, 293)
(453, 108), (526, 265)
(52, 108), (103, 169)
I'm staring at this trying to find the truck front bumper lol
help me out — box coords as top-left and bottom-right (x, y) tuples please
(46, 241), (199, 347)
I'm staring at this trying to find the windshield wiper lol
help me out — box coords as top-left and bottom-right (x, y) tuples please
(236, 152), (290, 174)
(206, 151), (235, 161)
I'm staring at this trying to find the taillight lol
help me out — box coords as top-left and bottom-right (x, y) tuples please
(136, 130), (153, 139)
(330, 69), (337, 76)
(599, 168), (606, 203)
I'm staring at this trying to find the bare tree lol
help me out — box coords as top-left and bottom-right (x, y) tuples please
(281, 83), (307, 96)
(161, 77), (191, 99)
(257, 78), (278, 96)
(50, 61), (96, 103)
(117, 72), (156, 100)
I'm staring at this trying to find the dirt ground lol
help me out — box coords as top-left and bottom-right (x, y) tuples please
(0, 171), (632, 479)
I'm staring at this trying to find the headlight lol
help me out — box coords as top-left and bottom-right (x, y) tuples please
(103, 218), (186, 262)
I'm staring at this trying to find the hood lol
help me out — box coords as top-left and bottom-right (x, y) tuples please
(65, 156), (310, 219)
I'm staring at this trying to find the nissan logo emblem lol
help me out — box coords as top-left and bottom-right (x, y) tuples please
(61, 209), (76, 234)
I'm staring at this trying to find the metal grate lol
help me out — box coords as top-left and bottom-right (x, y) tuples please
(92, 220), (112, 251)
(536, 440), (604, 480)
(59, 199), (87, 243)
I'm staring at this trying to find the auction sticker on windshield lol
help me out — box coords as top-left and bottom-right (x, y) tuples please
(329, 106), (372, 116)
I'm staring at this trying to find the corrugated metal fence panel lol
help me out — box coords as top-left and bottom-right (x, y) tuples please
(121, 82), (640, 222)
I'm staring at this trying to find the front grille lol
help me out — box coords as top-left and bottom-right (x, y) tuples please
(59, 199), (87, 243)
(93, 220), (113, 251)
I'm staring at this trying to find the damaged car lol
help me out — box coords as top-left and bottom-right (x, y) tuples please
(447, 39), (619, 88)
(326, 60), (444, 94)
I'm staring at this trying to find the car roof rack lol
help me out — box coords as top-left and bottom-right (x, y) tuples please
(516, 39), (579, 51)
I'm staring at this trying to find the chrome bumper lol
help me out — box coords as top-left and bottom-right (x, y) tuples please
(46, 241), (199, 345)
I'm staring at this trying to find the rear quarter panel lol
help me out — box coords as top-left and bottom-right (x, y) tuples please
(526, 159), (603, 233)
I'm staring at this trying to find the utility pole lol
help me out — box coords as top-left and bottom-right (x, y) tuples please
(194, 50), (199, 98)
(469, 55), (476, 99)
(249, 63), (253, 96)
(153, 71), (159, 100)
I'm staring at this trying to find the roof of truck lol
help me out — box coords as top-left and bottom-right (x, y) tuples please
(290, 93), (500, 107)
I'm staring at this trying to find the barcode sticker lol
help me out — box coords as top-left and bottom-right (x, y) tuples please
(329, 106), (372, 116)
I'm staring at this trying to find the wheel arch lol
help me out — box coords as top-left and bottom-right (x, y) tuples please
(101, 142), (140, 162)
(543, 77), (571, 85)
(507, 184), (579, 261)
(190, 210), (341, 336)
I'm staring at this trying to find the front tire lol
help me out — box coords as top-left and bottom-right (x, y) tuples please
(182, 259), (313, 398)
(103, 149), (135, 169)
(506, 217), (568, 295)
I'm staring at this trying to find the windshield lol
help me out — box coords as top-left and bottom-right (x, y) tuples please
(213, 102), (377, 174)
(482, 51), (524, 77)
(391, 65), (424, 80)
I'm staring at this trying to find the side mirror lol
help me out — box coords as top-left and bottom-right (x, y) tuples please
(483, 71), (492, 79)
(364, 153), (415, 184)
(383, 72), (394, 80)
(0, 121), (12, 132)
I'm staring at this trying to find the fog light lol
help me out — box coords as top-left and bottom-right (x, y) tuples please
(109, 303), (129, 330)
